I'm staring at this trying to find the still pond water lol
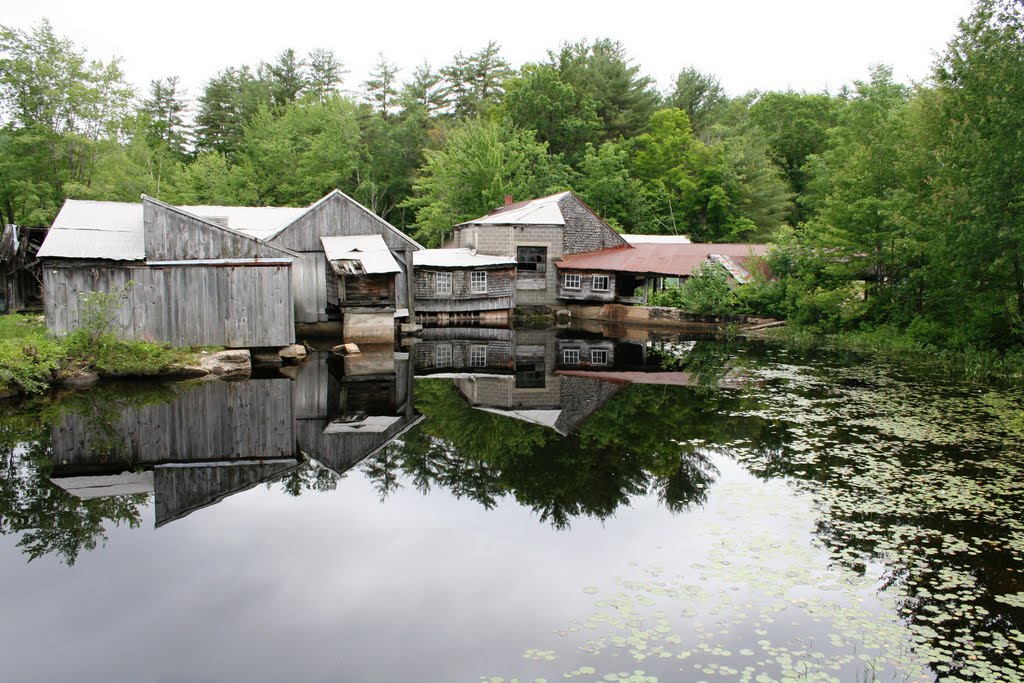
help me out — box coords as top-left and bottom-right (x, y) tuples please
(0, 326), (1022, 683)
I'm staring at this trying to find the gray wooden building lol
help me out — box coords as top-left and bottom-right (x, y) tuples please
(37, 191), (422, 347)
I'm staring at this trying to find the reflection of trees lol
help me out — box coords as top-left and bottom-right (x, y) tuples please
(271, 460), (339, 496)
(0, 386), (175, 566)
(365, 380), (785, 528)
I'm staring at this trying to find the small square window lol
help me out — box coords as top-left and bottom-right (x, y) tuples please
(564, 273), (581, 289)
(436, 272), (452, 295)
(471, 271), (488, 294)
(591, 349), (608, 365)
(562, 348), (580, 364)
(435, 344), (452, 366)
(592, 275), (610, 291)
(470, 345), (487, 367)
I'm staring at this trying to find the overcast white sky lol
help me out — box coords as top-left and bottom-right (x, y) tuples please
(5, 0), (976, 105)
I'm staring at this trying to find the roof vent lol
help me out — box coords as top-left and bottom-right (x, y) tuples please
(203, 216), (230, 228)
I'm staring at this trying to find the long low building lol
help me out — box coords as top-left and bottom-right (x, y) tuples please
(37, 191), (422, 346)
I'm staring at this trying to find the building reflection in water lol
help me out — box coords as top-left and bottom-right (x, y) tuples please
(48, 325), (738, 528)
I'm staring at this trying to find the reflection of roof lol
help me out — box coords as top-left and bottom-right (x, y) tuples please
(51, 471), (154, 499)
(556, 243), (768, 277)
(321, 235), (402, 275)
(622, 233), (692, 244)
(458, 192), (571, 227)
(476, 408), (562, 428)
(323, 415), (403, 434)
(414, 248), (517, 268)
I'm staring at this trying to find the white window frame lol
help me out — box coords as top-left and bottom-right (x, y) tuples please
(435, 272), (452, 295)
(435, 344), (452, 366)
(470, 271), (488, 294)
(564, 273), (582, 290)
(562, 348), (581, 364)
(592, 275), (610, 292)
(591, 349), (609, 365)
(470, 344), (487, 367)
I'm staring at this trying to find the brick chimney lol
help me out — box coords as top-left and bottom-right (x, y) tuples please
(504, 194), (513, 207)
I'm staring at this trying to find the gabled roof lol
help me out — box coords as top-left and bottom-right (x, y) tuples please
(39, 197), (303, 260)
(457, 191), (572, 227)
(413, 248), (517, 269)
(556, 243), (769, 278)
(321, 235), (402, 274)
(143, 196), (300, 258)
(270, 190), (424, 250)
(38, 190), (416, 261)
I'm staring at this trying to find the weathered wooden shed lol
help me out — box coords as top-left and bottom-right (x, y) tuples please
(0, 224), (46, 313)
(38, 197), (298, 347)
(261, 190), (422, 325)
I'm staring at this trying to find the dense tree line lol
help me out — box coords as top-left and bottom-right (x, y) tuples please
(1, 0), (1022, 351)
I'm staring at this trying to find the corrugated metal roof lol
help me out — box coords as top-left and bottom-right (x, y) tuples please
(178, 205), (306, 240)
(321, 235), (402, 275)
(39, 200), (146, 260)
(413, 248), (517, 269)
(39, 199), (307, 260)
(556, 243), (769, 278)
(622, 233), (692, 244)
(458, 192), (571, 227)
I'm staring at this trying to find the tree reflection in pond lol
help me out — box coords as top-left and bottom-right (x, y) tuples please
(367, 377), (785, 529)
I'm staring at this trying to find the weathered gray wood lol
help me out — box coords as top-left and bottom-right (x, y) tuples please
(143, 198), (288, 261)
(43, 261), (294, 347)
(49, 379), (295, 471)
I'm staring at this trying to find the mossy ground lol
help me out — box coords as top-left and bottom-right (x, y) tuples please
(0, 314), (203, 395)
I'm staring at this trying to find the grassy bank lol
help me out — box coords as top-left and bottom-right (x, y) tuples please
(0, 314), (203, 396)
(762, 324), (1024, 386)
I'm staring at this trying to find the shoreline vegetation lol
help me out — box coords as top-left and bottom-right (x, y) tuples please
(0, 313), (206, 398)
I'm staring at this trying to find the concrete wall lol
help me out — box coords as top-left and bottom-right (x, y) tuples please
(456, 225), (564, 306)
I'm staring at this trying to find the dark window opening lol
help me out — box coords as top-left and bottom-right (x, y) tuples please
(515, 361), (546, 388)
(517, 246), (547, 272)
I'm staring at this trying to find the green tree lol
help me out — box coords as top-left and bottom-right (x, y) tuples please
(237, 96), (361, 206)
(363, 53), (400, 116)
(306, 48), (346, 103)
(403, 117), (572, 246)
(665, 66), (728, 138)
(549, 38), (660, 140)
(441, 41), (513, 116)
(749, 90), (840, 221)
(399, 62), (448, 116)
(800, 65), (913, 326)
(501, 63), (602, 165)
(262, 48), (307, 108)
(929, 0), (1024, 346)
(139, 76), (190, 159)
(574, 141), (650, 230)
(0, 20), (133, 225)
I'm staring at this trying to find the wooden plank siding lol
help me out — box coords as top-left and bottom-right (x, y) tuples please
(414, 267), (514, 313)
(557, 271), (617, 303)
(49, 379), (295, 472)
(143, 198), (287, 261)
(267, 192), (419, 320)
(42, 260), (294, 347)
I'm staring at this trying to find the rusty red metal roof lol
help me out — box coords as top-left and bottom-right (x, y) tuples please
(555, 243), (769, 277)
